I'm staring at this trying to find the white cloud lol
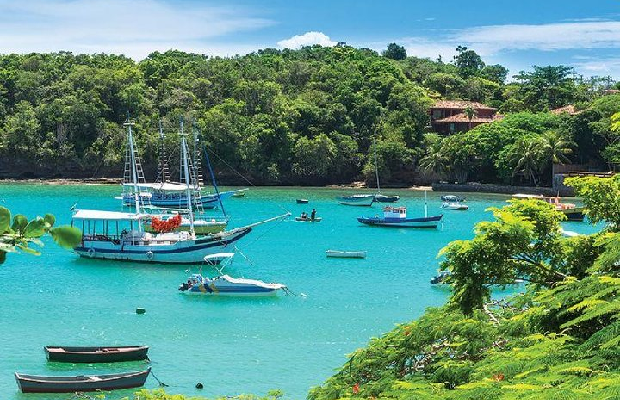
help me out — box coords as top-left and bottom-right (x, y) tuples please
(457, 21), (620, 54)
(573, 58), (620, 75)
(0, 0), (272, 59)
(277, 31), (336, 49)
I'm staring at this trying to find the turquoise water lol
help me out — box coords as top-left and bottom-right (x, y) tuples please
(0, 185), (599, 399)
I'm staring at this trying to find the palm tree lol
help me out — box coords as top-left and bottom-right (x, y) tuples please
(541, 131), (574, 183)
(420, 148), (449, 179)
(463, 106), (477, 130)
(513, 138), (545, 186)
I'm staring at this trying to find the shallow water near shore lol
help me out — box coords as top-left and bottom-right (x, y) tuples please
(0, 185), (599, 399)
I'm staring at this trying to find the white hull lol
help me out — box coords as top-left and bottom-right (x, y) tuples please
(75, 229), (250, 264)
(326, 250), (367, 259)
(183, 290), (279, 297)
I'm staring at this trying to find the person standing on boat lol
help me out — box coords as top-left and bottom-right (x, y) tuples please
(311, 209), (316, 220)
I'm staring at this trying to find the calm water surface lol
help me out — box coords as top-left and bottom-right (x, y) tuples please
(0, 185), (598, 399)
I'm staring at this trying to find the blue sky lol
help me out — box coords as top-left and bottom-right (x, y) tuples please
(1, 0), (619, 78)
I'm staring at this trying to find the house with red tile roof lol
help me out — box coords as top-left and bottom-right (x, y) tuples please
(430, 100), (502, 134)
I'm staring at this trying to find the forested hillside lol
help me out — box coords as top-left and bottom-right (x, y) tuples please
(0, 44), (618, 185)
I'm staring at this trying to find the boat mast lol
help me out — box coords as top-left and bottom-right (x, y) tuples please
(424, 191), (428, 218)
(156, 120), (171, 184)
(124, 119), (141, 218)
(180, 118), (196, 237)
(373, 138), (381, 194)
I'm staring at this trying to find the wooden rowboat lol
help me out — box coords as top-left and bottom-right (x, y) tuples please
(45, 345), (149, 363)
(326, 250), (367, 259)
(15, 368), (151, 393)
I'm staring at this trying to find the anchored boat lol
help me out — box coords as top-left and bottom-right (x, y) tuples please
(178, 253), (288, 296)
(15, 368), (151, 393)
(44, 345), (149, 363)
(326, 250), (367, 259)
(358, 206), (443, 228)
(441, 202), (469, 210)
(72, 120), (287, 264)
(338, 194), (375, 206)
(511, 194), (585, 221)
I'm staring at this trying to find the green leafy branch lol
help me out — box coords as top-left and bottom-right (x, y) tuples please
(0, 206), (82, 264)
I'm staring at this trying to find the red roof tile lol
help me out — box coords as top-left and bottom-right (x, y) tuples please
(433, 113), (503, 123)
(432, 100), (496, 110)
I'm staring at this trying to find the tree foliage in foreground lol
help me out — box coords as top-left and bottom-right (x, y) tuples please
(0, 206), (81, 264)
(308, 176), (620, 399)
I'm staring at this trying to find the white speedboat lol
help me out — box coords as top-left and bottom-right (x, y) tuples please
(178, 254), (288, 296)
(441, 202), (469, 210)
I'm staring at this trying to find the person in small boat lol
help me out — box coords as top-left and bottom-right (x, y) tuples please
(311, 209), (317, 220)
(300, 211), (308, 219)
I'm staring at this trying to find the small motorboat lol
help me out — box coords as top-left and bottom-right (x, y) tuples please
(337, 194), (375, 206)
(326, 250), (367, 259)
(179, 274), (287, 296)
(15, 368), (151, 393)
(373, 194), (400, 203)
(179, 253), (288, 296)
(441, 202), (469, 210)
(295, 216), (322, 222)
(296, 199), (309, 204)
(45, 346), (149, 363)
(358, 206), (443, 228)
(441, 195), (466, 202)
(232, 189), (249, 197)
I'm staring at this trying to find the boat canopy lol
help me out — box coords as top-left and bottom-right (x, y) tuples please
(512, 193), (544, 199)
(204, 253), (235, 262)
(72, 209), (144, 221)
(123, 182), (192, 192)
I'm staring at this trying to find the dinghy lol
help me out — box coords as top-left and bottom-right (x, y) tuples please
(44, 345), (149, 363)
(326, 250), (367, 259)
(15, 368), (150, 393)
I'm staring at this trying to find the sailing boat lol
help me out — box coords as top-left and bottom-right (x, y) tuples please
(371, 140), (400, 203)
(142, 123), (229, 235)
(72, 119), (288, 264)
(120, 121), (237, 210)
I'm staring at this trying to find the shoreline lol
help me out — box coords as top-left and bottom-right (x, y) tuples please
(0, 177), (434, 191)
(0, 177), (565, 196)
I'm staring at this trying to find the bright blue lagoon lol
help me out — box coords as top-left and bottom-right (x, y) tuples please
(0, 185), (598, 399)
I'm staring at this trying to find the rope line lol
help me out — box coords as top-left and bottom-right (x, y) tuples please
(150, 369), (169, 387)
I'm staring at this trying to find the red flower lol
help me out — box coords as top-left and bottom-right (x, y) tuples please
(352, 383), (360, 394)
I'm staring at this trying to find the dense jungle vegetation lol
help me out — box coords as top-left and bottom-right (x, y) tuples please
(0, 44), (619, 185)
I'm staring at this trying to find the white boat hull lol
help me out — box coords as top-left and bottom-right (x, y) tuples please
(326, 250), (367, 259)
(74, 228), (251, 264)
